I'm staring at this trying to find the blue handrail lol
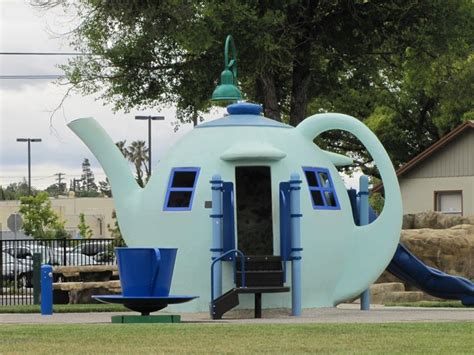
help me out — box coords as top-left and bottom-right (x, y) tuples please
(211, 249), (246, 302)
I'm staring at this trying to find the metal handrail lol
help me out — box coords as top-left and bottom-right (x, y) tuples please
(211, 249), (246, 302)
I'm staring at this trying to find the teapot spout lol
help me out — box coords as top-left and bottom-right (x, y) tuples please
(68, 117), (140, 201)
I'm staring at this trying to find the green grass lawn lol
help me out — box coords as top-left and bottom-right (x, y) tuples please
(0, 304), (129, 313)
(0, 323), (472, 354)
(385, 300), (468, 308)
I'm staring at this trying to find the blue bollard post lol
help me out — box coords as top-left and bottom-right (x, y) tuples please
(359, 175), (371, 311)
(210, 174), (223, 301)
(41, 264), (53, 315)
(290, 173), (302, 316)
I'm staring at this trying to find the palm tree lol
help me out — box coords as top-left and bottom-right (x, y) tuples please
(115, 140), (128, 157)
(115, 140), (150, 187)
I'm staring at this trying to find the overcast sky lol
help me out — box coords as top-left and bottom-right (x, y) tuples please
(0, 0), (213, 189)
(0, 1), (359, 191)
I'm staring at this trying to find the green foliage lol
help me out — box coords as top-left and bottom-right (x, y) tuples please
(115, 140), (149, 187)
(39, 1), (473, 180)
(108, 209), (126, 246)
(76, 158), (100, 197)
(98, 178), (112, 197)
(77, 212), (93, 238)
(44, 183), (67, 197)
(369, 192), (385, 215)
(18, 192), (68, 239)
(310, 1), (474, 176)
(0, 179), (38, 200)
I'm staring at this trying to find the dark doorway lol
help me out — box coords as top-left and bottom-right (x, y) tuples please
(235, 166), (273, 255)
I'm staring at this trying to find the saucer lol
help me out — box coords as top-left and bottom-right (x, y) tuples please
(93, 295), (199, 315)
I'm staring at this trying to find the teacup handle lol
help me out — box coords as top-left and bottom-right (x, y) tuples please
(150, 248), (161, 295)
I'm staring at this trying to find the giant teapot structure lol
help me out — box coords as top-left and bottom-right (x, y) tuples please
(68, 102), (402, 312)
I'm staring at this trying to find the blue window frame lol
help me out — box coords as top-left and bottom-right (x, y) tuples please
(164, 167), (200, 211)
(302, 167), (340, 210)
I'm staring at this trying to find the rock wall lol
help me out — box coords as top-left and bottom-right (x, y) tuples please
(402, 211), (474, 230)
(378, 213), (474, 287)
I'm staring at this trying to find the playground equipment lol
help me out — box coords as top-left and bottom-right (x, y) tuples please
(93, 248), (197, 322)
(69, 101), (403, 315)
(67, 35), (471, 317)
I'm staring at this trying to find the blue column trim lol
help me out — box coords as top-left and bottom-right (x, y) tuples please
(290, 172), (302, 317)
(210, 174), (223, 300)
(359, 175), (371, 311)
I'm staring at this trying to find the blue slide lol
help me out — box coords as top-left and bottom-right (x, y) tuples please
(347, 190), (474, 306)
(387, 243), (474, 306)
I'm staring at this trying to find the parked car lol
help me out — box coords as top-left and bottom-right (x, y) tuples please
(63, 252), (98, 266)
(49, 247), (98, 266)
(1, 252), (33, 288)
(3, 245), (53, 264)
(70, 241), (113, 257)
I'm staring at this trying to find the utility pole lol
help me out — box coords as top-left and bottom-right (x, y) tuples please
(72, 178), (82, 193)
(16, 138), (42, 195)
(134, 115), (164, 175)
(55, 172), (66, 193)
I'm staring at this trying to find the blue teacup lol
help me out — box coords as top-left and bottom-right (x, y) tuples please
(115, 247), (177, 297)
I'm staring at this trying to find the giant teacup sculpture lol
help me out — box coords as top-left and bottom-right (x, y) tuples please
(94, 248), (197, 320)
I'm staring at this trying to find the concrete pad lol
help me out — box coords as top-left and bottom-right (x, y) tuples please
(0, 304), (472, 325)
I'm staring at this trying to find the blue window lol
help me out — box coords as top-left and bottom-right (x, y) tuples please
(302, 167), (340, 210)
(164, 168), (200, 211)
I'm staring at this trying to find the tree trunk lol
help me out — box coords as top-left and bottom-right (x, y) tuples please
(257, 72), (281, 121)
(289, 43), (311, 127)
(288, 1), (316, 127)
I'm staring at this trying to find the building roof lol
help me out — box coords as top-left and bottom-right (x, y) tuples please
(373, 120), (474, 193)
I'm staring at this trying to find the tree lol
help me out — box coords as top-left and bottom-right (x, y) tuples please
(77, 212), (93, 238)
(45, 183), (67, 197)
(98, 178), (112, 197)
(36, 1), (473, 173)
(108, 210), (126, 246)
(77, 158), (100, 197)
(310, 4), (474, 175)
(18, 192), (68, 239)
(0, 179), (38, 200)
(115, 140), (150, 187)
(126, 141), (149, 187)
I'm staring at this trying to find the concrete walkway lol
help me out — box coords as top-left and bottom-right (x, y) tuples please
(0, 304), (473, 324)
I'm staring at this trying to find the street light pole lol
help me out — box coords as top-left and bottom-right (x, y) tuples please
(16, 138), (42, 195)
(134, 115), (164, 174)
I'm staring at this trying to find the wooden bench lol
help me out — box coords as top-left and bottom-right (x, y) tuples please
(52, 265), (121, 304)
(53, 265), (119, 279)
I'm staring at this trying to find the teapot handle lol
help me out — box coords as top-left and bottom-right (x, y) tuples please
(296, 112), (402, 224)
(296, 113), (403, 303)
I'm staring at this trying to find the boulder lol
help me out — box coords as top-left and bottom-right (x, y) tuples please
(405, 211), (474, 229)
(69, 287), (121, 304)
(377, 223), (474, 285)
(402, 214), (415, 229)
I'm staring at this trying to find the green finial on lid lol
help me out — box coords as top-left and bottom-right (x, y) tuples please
(211, 35), (242, 102)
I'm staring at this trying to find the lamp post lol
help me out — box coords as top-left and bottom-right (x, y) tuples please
(16, 138), (42, 195)
(211, 34), (242, 102)
(134, 115), (164, 174)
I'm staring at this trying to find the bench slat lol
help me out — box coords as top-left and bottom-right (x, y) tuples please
(53, 265), (118, 274)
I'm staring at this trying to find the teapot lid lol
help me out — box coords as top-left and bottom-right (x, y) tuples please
(196, 102), (292, 129)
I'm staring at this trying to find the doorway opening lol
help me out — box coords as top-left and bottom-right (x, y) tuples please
(235, 166), (273, 255)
